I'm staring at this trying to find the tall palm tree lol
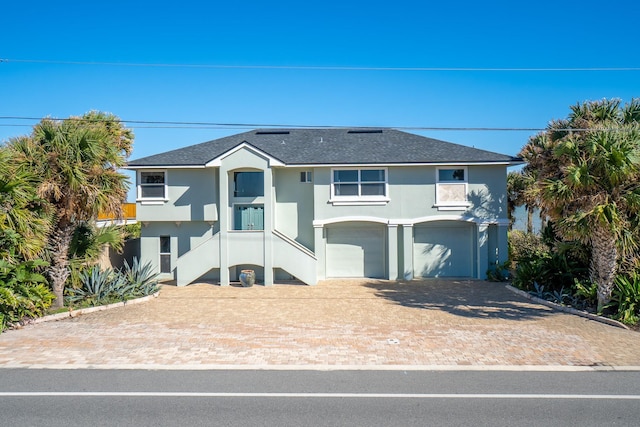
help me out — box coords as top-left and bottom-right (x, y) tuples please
(522, 99), (640, 310)
(7, 112), (133, 307)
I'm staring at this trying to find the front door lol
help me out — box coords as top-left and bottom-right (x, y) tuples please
(234, 204), (264, 230)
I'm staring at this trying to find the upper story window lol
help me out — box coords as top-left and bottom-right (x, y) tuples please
(331, 168), (388, 205)
(300, 171), (313, 183)
(138, 170), (167, 202)
(234, 171), (264, 197)
(436, 167), (470, 210)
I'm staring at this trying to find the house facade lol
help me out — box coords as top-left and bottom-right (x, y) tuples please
(126, 129), (520, 286)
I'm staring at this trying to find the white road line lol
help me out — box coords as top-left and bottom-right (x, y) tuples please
(1, 392), (639, 399)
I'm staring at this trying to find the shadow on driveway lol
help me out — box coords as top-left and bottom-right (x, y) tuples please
(363, 279), (554, 321)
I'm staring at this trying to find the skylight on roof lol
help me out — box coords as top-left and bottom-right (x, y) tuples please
(255, 131), (290, 135)
(347, 130), (383, 134)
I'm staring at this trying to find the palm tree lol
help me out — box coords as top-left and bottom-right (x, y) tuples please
(0, 148), (51, 261)
(522, 99), (640, 310)
(7, 112), (133, 307)
(507, 170), (536, 232)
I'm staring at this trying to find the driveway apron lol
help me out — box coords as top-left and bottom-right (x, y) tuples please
(1, 280), (639, 368)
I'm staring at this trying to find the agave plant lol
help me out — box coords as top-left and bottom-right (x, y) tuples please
(66, 266), (117, 306)
(121, 258), (159, 296)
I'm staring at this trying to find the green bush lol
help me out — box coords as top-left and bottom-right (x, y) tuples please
(509, 226), (589, 295)
(0, 259), (54, 330)
(611, 274), (640, 325)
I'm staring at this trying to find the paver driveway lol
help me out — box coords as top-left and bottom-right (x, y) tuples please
(1, 279), (639, 369)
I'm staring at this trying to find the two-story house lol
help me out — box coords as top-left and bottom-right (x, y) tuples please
(127, 128), (520, 286)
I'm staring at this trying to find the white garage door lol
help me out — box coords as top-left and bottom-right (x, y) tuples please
(413, 221), (474, 278)
(326, 223), (385, 278)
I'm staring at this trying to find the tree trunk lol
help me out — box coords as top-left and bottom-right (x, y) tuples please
(590, 225), (618, 312)
(48, 225), (73, 309)
(526, 206), (534, 234)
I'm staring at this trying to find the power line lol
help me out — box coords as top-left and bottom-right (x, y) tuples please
(1, 58), (639, 72)
(0, 116), (631, 132)
(0, 116), (546, 131)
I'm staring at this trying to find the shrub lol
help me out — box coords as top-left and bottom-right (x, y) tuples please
(65, 259), (159, 307)
(121, 258), (159, 296)
(0, 259), (54, 330)
(66, 266), (120, 306)
(509, 226), (589, 295)
(486, 261), (511, 282)
(611, 274), (640, 325)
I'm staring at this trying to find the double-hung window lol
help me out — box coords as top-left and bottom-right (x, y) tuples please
(435, 167), (469, 210)
(331, 168), (388, 205)
(138, 171), (167, 201)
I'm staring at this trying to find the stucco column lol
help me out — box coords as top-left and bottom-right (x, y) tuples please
(314, 224), (326, 280)
(263, 167), (274, 286)
(387, 224), (399, 280)
(477, 223), (489, 280)
(402, 224), (413, 280)
(219, 168), (230, 286)
(497, 223), (509, 265)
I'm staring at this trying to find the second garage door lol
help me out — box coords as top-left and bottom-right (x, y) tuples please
(326, 223), (385, 278)
(413, 221), (474, 278)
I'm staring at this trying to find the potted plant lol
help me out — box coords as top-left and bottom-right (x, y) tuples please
(239, 269), (255, 287)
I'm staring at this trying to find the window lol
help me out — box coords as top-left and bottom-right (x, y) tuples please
(160, 236), (171, 273)
(138, 171), (167, 200)
(234, 172), (264, 197)
(300, 171), (313, 183)
(331, 168), (388, 204)
(436, 167), (469, 209)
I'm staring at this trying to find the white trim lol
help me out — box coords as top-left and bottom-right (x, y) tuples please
(300, 171), (313, 183)
(137, 200), (167, 205)
(433, 203), (471, 211)
(409, 215), (479, 225)
(316, 215), (509, 227)
(330, 199), (390, 206)
(435, 166), (469, 209)
(125, 165), (205, 169)
(159, 235), (171, 274)
(313, 216), (390, 227)
(330, 167), (389, 205)
(126, 161), (520, 170)
(137, 169), (168, 202)
(205, 142), (285, 167)
(287, 161), (518, 167)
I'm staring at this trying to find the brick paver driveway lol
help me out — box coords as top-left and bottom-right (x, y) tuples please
(1, 279), (639, 369)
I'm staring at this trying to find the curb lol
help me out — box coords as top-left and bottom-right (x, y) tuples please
(28, 291), (161, 325)
(505, 285), (630, 330)
(3, 364), (640, 372)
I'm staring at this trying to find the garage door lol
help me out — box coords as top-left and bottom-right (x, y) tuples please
(326, 223), (385, 278)
(413, 221), (474, 278)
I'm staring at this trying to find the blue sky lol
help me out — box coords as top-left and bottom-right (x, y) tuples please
(1, 1), (639, 200)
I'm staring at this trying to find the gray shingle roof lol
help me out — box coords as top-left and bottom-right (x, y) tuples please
(127, 128), (520, 167)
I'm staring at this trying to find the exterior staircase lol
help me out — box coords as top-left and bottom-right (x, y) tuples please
(175, 233), (220, 286)
(272, 230), (317, 285)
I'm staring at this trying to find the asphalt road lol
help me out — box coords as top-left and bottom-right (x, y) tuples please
(2, 370), (640, 426)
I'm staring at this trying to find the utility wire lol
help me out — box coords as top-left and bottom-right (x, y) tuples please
(0, 116), (631, 132)
(1, 58), (639, 72)
(0, 116), (547, 131)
